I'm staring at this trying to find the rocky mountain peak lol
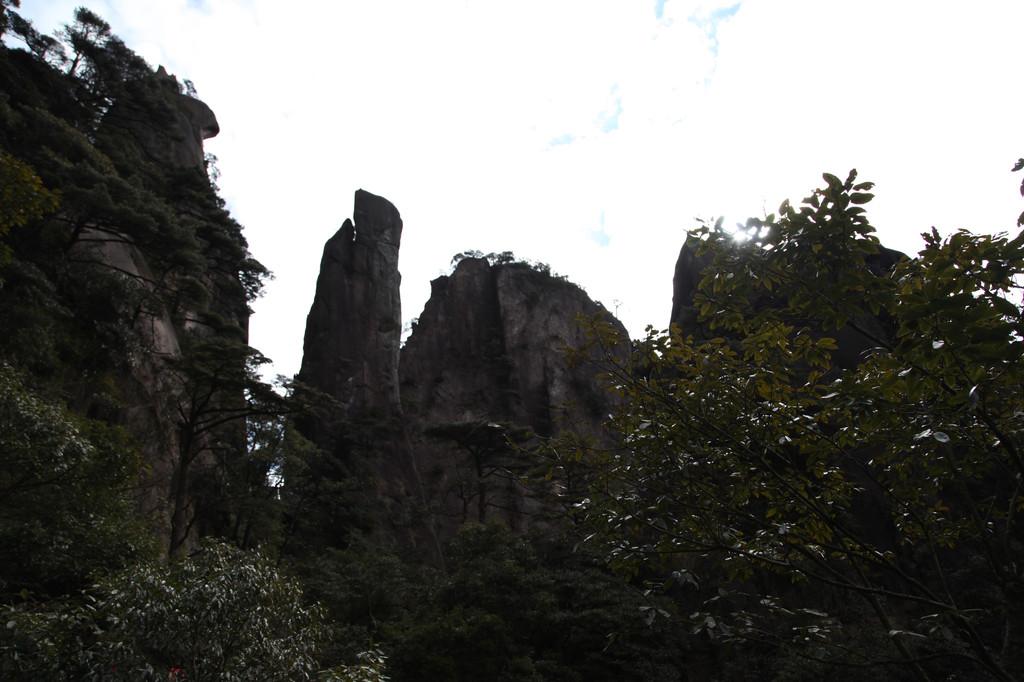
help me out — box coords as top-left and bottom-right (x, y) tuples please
(296, 198), (628, 545)
(299, 189), (404, 422)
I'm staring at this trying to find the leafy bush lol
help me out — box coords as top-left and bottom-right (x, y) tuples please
(560, 170), (1024, 679)
(2, 542), (335, 680)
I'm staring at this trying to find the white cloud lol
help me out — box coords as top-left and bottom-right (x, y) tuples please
(22, 0), (1024, 377)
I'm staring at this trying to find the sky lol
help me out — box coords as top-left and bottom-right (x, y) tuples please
(19, 0), (1024, 380)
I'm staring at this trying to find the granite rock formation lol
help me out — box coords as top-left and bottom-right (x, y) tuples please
(295, 191), (432, 555)
(400, 257), (626, 534)
(297, 197), (627, 550)
(73, 69), (249, 551)
(100, 66), (220, 168)
(298, 190), (404, 442)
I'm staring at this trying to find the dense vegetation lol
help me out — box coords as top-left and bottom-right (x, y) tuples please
(2, 3), (1022, 680)
(0, 3), (340, 678)
(559, 170), (1024, 680)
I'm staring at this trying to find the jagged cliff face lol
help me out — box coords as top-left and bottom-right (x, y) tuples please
(297, 195), (626, 547)
(113, 76), (249, 552)
(400, 258), (626, 533)
(99, 66), (221, 169)
(0, 40), (260, 554)
(399, 258), (621, 437)
(54, 67), (252, 551)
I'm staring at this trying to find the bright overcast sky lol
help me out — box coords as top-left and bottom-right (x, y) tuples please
(22, 0), (1024, 380)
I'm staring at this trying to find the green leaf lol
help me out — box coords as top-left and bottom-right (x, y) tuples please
(993, 296), (1020, 318)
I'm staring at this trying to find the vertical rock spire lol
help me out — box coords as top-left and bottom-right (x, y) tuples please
(299, 189), (403, 421)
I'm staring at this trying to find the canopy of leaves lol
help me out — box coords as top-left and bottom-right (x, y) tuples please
(560, 170), (1024, 680)
(0, 149), (59, 273)
(1, 541), (333, 680)
(0, 362), (157, 601)
(361, 522), (684, 682)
